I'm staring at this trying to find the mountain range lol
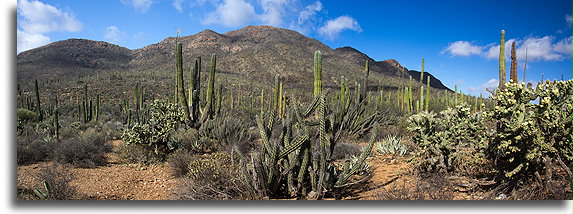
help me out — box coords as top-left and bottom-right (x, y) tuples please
(16, 25), (450, 103)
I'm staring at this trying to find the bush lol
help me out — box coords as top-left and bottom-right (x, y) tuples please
(17, 134), (54, 164)
(408, 103), (487, 174)
(33, 163), (77, 200)
(197, 112), (255, 153)
(52, 127), (110, 168)
(487, 81), (572, 184)
(172, 152), (261, 200)
(167, 149), (196, 177)
(122, 100), (185, 157)
(331, 141), (362, 160)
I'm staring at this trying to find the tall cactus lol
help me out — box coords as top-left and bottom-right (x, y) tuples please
(273, 75), (280, 112)
(175, 43), (191, 122)
(313, 51), (322, 97)
(34, 79), (42, 121)
(510, 41), (518, 83)
(420, 58), (425, 84)
(499, 29), (506, 88)
(361, 60), (369, 102)
(425, 76), (430, 111)
(216, 83), (222, 116)
(201, 53), (216, 122)
(189, 58), (201, 123)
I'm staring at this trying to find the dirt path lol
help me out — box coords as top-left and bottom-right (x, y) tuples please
(17, 140), (183, 200)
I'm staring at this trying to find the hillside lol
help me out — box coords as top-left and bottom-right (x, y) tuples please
(16, 25), (450, 103)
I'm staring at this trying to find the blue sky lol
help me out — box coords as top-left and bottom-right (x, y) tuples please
(16, 0), (572, 95)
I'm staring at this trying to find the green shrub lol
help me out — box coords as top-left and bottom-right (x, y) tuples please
(173, 152), (261, 200)
(52, 127), (110, 168)
(487, 81), (572, 183)
(408, 103), (487, 174)
(121, 100), (185, 157)
(377, 135), (409, 156)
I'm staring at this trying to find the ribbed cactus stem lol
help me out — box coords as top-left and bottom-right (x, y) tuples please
(454, 85), (458, 105)
(274, 75), (280, 112)
(53, 107), (59, 139)
(356, 83), (361, 102)
(499, 30), (506, 88)
(420, 58), (425, 84)
(202, 53), (216, 121)
(260, 88), (264, 114)
(510, 41), (518, 83)
(420, 86), (424, 112)
(408, 76), (413, 113)
(34, 79), (42, 121)
(313, 51), (322, 97)
(95, 94), (100, 121)
(361, 60), (369, 102)
(425, 76), (430, 111)
(216, 83), (222, 116)
(278, 82), (284, 118)
(175, 43), (191, 122)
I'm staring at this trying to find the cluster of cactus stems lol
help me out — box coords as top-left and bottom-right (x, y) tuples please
(171, 42), (220, 129)
(77, 84), (101, 123)
(241, 50), (380, 199)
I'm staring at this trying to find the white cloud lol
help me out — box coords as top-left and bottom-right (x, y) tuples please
(318, 15), (362, 40)
(121, 0), (154, 13)
(441, 41), (484, 57)
(17, 0), (82, 53)
(17, 0), (82, 34)
(202, 0), (258, 27)
(172, 0), (184, 12)
(552, 36), (571, 55)
(566, 14), (572, 27)
(444, 35), (571, 62)
(104, 26), (127, 43)
(17, 29), (50, 53)
(298, 1), (321, 25)
(259, 0), (290, 26)
(468, 78), (499, 94)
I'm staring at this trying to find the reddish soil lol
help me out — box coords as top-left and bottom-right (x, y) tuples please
(17, 140), (475, 200)
(17, 140), (183, 200)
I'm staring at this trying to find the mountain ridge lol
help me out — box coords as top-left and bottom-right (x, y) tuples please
(17, 25), (451, 99)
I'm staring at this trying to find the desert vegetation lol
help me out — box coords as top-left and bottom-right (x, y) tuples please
(16, 29), (571, 200)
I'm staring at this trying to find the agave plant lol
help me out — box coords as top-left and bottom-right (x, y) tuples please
(377, 135), (408, 156)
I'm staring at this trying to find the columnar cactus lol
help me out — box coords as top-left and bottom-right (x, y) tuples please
(510, 41), (518, 83)
(361, 60), (369, 102)
(274, 75), (280, 112)
(189, 57), (201, 123)
(313, 51), (322, 97)
(499, 30), (506, 88)
(216, 83), (222, 116)
(420, 58), (425, 84)
(425, 76), (430, 111)
(34, 79), (42, 121)
(200, 53), (216, 122)
(175, 43), (191, 122)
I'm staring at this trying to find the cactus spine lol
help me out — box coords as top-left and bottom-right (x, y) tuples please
(510, 41), (518, 83)
(499, 30), (506, 88)
(313, 51), (322, 97)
